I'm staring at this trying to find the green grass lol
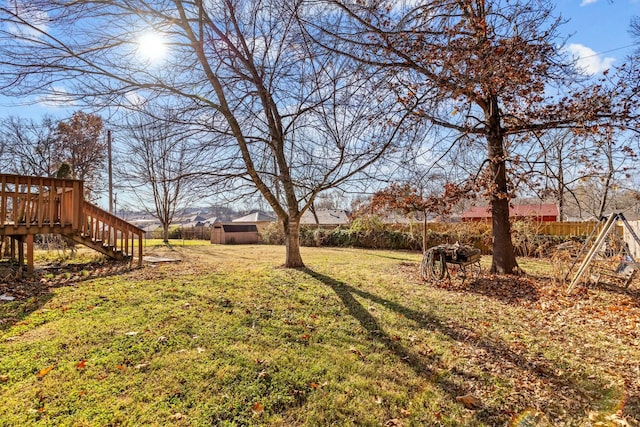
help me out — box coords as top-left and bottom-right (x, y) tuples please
(1, 244), (638, 426)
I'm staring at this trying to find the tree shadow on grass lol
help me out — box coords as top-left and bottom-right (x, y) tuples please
(303, 267), (625, 424)
(457, 275), (541, 305)
(303, 267), (505, 424)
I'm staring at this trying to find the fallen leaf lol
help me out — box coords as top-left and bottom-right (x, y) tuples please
(385, 419), (401, 426)
(300, 334), (311, 340)
(456, 394), (481, 409)
(125, 331), (138, 336)
(135, 363), (149, 370)
(36, 366), (54, 378)
(76, 360), (87, 369)
(309, 382), (320, 389)
(251, 401), (264, 415)
(116, 365), (126, 371)
(0, 374), (8, 382)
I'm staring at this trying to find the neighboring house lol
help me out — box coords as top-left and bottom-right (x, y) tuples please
(300, 209), (349, 226)
(128, 218), (162, 234)
(210, 223), (259, 244)
(461, 204), (559, 222)
(232, 211), (276, 232)
(183, 216), (219, 228)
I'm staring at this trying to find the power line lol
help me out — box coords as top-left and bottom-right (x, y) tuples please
(578, 42), (640, 59)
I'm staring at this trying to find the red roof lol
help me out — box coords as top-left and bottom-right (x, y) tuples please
(461, 204), (558, 221)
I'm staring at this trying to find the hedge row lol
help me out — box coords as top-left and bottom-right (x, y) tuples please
(259, 222), (583, 257)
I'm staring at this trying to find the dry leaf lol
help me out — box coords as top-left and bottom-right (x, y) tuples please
(0, 374), (8, 382)
(456, 394), (481, 409)
(36, 366), (54, 378)
(309, 382), (320, 389)
(116, 364), (126, 371)
(251, 401), (264, 415)
(76, 360), (87, 369)
(385, 419), (402, 426)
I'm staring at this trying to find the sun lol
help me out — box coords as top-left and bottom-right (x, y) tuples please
(136, 32), (167, 62)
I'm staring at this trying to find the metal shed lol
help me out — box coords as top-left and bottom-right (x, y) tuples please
(210, 223), (259, 244)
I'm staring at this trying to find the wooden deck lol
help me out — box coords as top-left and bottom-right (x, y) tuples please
(0, 174), (145, 276)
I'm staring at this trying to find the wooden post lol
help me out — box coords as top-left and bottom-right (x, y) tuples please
(26, 234), (34, 275)
(10, 236), (16, 262)
(17, 236), (24, 279)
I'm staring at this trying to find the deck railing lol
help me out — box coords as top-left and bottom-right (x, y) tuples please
(1, 174), (83, 231)
(1, 174), (144, 267)
(80, 201), (144, 261)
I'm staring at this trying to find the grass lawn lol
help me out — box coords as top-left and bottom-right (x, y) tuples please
(1, 243), (639, 426)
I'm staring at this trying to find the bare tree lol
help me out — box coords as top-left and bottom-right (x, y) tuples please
(0, 115), (57, 176)
(116, 107), (207, 243)
(318, 0), (617, 273)
(0, 0), (409, 267)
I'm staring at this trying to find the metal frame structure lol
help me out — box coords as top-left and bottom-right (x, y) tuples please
(566, 212), (640, 294)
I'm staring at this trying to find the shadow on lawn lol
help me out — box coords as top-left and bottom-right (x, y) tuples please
(458, 275), (541, 305)
(0, 260), (133, 332)
(303, 267), (625, 424)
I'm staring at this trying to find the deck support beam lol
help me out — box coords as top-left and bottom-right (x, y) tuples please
(16, 236), (24, 279)
(26, 234), (34, 275)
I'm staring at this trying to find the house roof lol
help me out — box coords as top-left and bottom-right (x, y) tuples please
(300, 209), (349, 225)
(232, 212), (276, 223)
(461, 204), (559, 220)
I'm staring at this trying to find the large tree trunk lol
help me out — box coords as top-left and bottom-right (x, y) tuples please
(162, 223), (170, 244)
(422, 213), (427, 253)
(487, 96), (519, 275)
(283, 217), (305, 268)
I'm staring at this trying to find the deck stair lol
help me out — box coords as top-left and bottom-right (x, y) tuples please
(0, 174), (145, 276)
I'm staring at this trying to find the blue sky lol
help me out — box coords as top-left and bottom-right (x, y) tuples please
(1, 0), (640, 119)
(556, 0), (640, 73)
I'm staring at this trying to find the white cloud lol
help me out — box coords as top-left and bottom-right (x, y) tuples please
(580, 0), (598, 6)
(566, 43), (615, 75)
(125, 91), (146, 107)
(37, 86), (75, 108)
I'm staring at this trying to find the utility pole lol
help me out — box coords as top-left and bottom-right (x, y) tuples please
(108, 129), (113, 214)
